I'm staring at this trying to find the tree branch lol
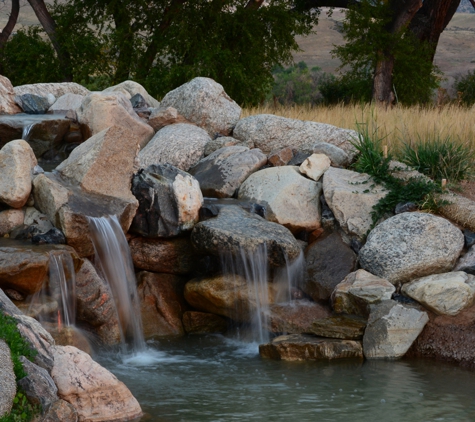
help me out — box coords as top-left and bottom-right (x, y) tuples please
(0, 0), (19, 50)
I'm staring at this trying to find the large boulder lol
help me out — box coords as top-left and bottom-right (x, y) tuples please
(189, 146), (267, 198)
(331, 269), (395, 317)
(0, 339), (16, 417)
(33, 173), (137, 257)
(77, 92), (154, 148)
(14, 82), (89, 98)
(75, 259), (121, 345)
(191, 206), (301, 267)
(238, 166), (322, 233)
(56, 126), (140, 203)
(137, 271), (188, 338)
(0, 244), (79, 296)
(233, 114), (357, 156)
(323, 167), (388, 239)
(0, 140), (37, 208)
(259, 334), (363, 361)
(0, 75), (22, 114)
(130, 237), (199, 275)
(130, 164), (203, 237)
(401, 271), (475, 316)
(51, 345), (143, 422)
(138, 123), (211, 171)
(359, 213), (464, 285)
(159, 77), (241, 137)
(102, 80), (160, 108)
(301, 231), (357, 301)
(204, 136), (251, 156)
(184, 274), (273, 323)
(363, 300), (429, 359)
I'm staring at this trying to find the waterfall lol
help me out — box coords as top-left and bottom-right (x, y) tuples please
(22, 123), (33, 141)
(87, 215), (145, 352)
(273, 250), (305, 303)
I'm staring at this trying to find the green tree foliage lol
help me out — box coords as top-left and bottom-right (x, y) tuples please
(270, 61), (334, 105)
(2, 0), (318, 106)
(456, 70), (475, 106)
(332, 0), (441, 105)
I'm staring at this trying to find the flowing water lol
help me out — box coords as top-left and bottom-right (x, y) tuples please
(98, 335), (475, 422)
(87, 215), (145, 352)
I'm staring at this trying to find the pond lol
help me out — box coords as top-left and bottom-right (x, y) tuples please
(97, 335), (475, 422)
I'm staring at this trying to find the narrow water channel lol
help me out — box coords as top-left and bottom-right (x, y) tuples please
(98, 335), (475, 422)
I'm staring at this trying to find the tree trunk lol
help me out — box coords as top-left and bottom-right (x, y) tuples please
(111, 4), (134, 83)
(27, 0), (73, 81)
(0, 0), (19, 74)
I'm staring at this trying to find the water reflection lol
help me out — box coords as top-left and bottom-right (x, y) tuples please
(98, 335), (475, 422)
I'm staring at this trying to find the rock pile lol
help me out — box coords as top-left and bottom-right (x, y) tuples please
(0, 74), (474, 420)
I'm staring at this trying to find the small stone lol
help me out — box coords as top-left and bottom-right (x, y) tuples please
(463, 229), (475, 249)
(147, 106), (189, 131)
(268, 147), (294, 166)
(16, 94), (51, 114)
(130, 93), (147, 109)
(299, 153), (331, 181)
(454, 245), (475, 275)
(32, 228), (66, 245)
(395, 202), (418, 214)
(3, 289), (24, 301)
(308, 315), (367, 340)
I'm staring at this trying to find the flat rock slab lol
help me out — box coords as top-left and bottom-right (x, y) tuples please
(308, 315), (367, 340)
(159, 77), (241, 137)
(14, 82), (90, 98)
(359, 212), (464, 285)
(191, 206), (301, 267)
(0, 243), (80, 296)
(264, 300), (331, 334)
(233, 114), (357, 157)
(363, 300), (429, 359)
(259, 334), (363, 361)
(238, 166), (322, 233)
(332, 269), (395, 317)
(323, 167), (388, 239)
(189, 146), (267, 198)
(401, 271), (475, 316)
(302, 231), (357, 301)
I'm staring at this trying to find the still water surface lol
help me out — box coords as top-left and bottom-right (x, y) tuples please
(98, 335), (475, 422)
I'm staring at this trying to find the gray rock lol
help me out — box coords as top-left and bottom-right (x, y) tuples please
(233, 114), (357, 157)
(331, 269), (395, 317)
(401, 271), (475, 316)
(130, 164), (203, 237)
(14, 82), (89, 98)
(32, 228), (66, 245)
(301, 231), (357, 301)
(363, 300), (429, 359)
(189, 146), (267, 198)
(139, 123), (211, 171)
(191, 205), (301, 267)
(24, 207), (54, 234)
(259, 334), (363, 361)
(130, 93), (147, 109)
(204, 136), (251, 156)
(159, 77), (241, 137)
(359, 212), (464, 284)
(17, 356), (58, 409)
(15, 94), (50, 114)
(306, 141), (350, 167)
(0, 339), (16, 417)
(323, 167), (388, 239)
(308, 315), (367, 340)
(238, 166), (322, 233)
(48, 93), (84, 114)
(102, 80), (160, 108)
(41, 399), (78, 422)
(454, 245), (475, 274)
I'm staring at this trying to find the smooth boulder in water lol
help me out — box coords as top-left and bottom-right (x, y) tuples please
(190, 206), (301, 267)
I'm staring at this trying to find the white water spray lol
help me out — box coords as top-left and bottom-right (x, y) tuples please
(22, 123), (33, 141)
(87, 215), (145, 352)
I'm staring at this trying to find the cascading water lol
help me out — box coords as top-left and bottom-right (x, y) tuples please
(22, 123), (33, 141)
(87, 215), (145, 352)
(220, 243), (305, 345)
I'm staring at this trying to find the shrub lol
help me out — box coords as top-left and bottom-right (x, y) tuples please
(455, 70), (475, 106)
(400, 135), (474, 182)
